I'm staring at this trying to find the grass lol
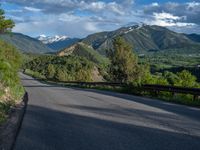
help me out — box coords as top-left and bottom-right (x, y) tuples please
(0, 101), (12, 124)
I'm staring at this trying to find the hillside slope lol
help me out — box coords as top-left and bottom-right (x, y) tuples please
(47, 38), (80, 51)
(0, 33), (53, 54)
(185, 34), (200, 43)
(58, 42), (109, 65)
(82, 25), (200, 55)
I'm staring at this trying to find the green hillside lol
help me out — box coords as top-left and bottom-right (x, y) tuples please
(24, 55), (95, 82)
(47, 38), (80, 51)
(82, 25), (200, 55)
(0, 33), (53, 54)
(58, 42), (109, 66)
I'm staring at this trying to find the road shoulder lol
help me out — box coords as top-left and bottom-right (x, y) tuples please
(0, 92), (28, 150)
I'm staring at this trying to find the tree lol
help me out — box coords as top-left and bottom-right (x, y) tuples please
(55, 70), (67, 81)
(163, 71), (179, 86)
(76, 69), (92, 82)
(175, 70), (198, 87)
(0, 8), (15, 34)
(46, 64), (55, 79)
(108, 37), (139, 83)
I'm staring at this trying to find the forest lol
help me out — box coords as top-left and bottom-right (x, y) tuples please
(24, 37), (200, 88)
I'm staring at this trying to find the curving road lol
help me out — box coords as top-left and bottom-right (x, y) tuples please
(14, 73), (200, 150)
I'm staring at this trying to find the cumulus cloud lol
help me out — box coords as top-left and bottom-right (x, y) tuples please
(143, 2), (200, 33)
(2, 0), (135, 37)
(2, 0), (200, 37)
(187, 2), (200, 9)
(144, 2), (200, 24)
(12, 12), (111, 37)
(3, 0), (130, 15)
(24, 7), (42, 12)
(151, 2), (159, 7)
(147, 12), (196, 28)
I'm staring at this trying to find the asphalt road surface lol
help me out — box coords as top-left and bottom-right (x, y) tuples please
(13, 73), (200, 150)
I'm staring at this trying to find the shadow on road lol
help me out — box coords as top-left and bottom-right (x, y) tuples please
(69, 87), (200, 121)
(14, 104), (200, 150)
(21, 76), (200, 122)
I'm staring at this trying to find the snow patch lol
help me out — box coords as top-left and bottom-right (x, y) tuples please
(37, 35), (69, 44)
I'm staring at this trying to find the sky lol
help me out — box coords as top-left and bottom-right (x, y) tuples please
(1, 0), (200, 38)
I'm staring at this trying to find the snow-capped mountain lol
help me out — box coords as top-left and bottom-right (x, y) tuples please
(36, 34), (80, 51)
(37, 35), (69, 44)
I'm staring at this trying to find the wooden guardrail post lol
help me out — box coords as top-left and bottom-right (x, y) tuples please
(193, 95), (200, 101)
(61, 82), (200, 101)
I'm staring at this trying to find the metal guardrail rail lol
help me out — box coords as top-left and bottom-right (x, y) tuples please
(143, 84), (200, 100)
(57, 81), (200, 100)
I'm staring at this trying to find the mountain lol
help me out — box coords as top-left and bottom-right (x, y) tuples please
(185, 34), (200, 43)
(37, 35), (80, 51)
(0, 33), (53, 54)
(81, 25), (200, 55)
(57, 42), (109, 65)
(37, 35), (69, 44)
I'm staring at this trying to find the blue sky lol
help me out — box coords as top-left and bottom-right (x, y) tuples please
(1, 0), (200, 38)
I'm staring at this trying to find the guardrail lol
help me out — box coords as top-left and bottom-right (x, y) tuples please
(55, 81), (200, 100)
(142, 84), (200, 100)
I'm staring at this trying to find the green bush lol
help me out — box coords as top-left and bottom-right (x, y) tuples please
(0, 40), (24, 124)
(0, 40), (24, 100)
(24, 55), (94, 82)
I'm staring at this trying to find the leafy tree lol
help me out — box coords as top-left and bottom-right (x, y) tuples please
(76, 69), (92, 81)
(138, 65), (155, 85)
(24, 55), (94, 82)
(175, 70), (198, 87)
(47, 64), (55, 79)
(55, 70), (67, 82)
(0, 8), (15, 34)
(108, 37), (138, 83)
(163, 71), (179, 86)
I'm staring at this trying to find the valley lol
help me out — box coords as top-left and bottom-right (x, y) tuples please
(1, 2), (200, 150)
(5, 24), (198, 82)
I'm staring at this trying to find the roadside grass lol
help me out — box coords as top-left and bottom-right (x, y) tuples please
(0, 101), (12, 124)
(0, 85), (25, 125)
(24, 70), (200, 108)
(0, 39), (25, 125)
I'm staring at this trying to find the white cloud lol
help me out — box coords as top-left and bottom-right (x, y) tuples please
(13, 13), (102, 37)
(4, 0), (200, 36)
(187, 2), (200, 9)
(107, 2), (125, 15)
(6, 9), (23, 13)
(83, 1), (106, 11)
(24, 7), (42, 12)
(151, 2), (159, 7)
(153, 12), (181, 20)
(84, 22), (99, 32)
(80, 1), (124, 15)
(58, 13), (82, 22)
(148, 12), (196, 27)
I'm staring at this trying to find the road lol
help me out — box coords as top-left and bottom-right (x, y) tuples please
(14, 73), (200, 150)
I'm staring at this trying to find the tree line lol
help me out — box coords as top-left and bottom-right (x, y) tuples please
(107, 37), (200, 88)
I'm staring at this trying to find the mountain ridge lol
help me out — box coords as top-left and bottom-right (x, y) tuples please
(0, 33), (53, 54)
(81, 25), (200, 55)
(37, 35), (80, 51)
